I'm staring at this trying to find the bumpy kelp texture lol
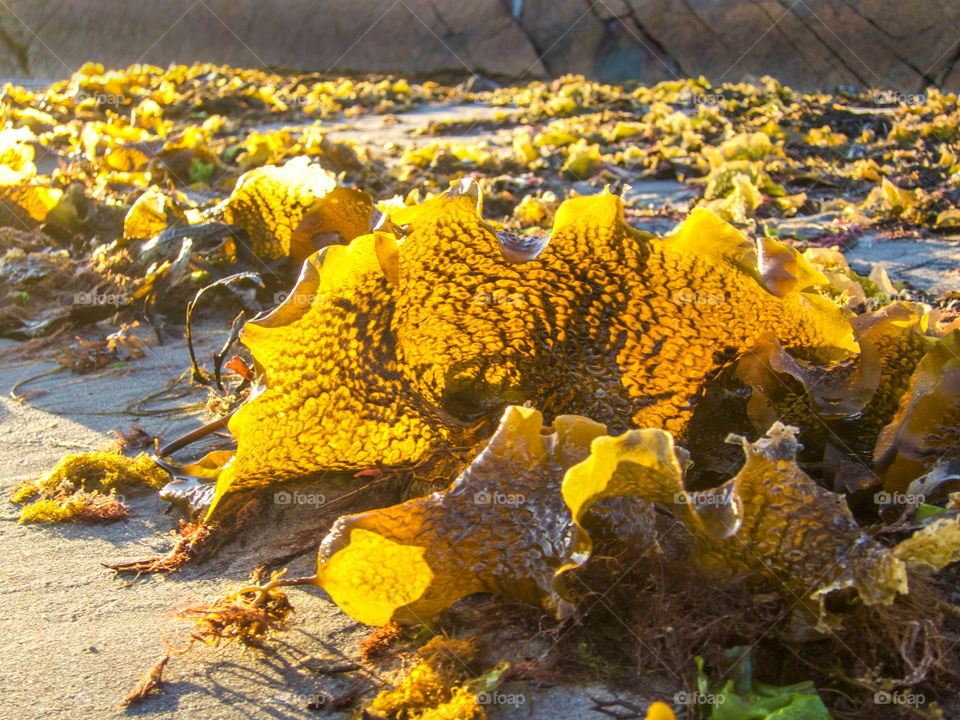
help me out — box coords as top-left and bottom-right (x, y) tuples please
(315, 406), (629, 625)
(311, 404), (609, 626)
(874, 330), (960, 492)
(216, 157), (373, 261)
(315, 410), (959, 628)
(203, 182), (859, 513)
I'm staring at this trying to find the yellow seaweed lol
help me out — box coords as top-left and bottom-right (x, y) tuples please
(314, 406), (622, 625)
(14, 451), (167, 524)
(874, 331), (960, 491)
(202, 182), (860, 514)
(893, 517), (960, 570)
(123, 186), (187, 240)
(216, 156), (371, 259)
(312, 408), (958, 630)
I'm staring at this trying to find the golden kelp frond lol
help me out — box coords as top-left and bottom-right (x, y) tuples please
(204, 183), (860, 515)
(875, 330), (960, 492)
(311, 410), (960, 631)
(206, 230), (453, 514)
(392, 186), (856, 436)
(216, 156), (372, 259)
(713, 426), (905, 611)
(861, 177), (934, 225)
(755, 233), (828, 298)
(562, 422), (909, 621)
(314, 406), (629, 626)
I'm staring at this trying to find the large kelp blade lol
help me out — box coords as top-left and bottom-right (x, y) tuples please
(389, 186), (858, 439)
(205, 236), (448, 515)
(562, 422), (907, 616)
(875, 330), (960, 492)
(314, 406), (623, 626)
(204, 183), (862, 516)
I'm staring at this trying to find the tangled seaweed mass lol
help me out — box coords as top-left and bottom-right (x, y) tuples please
(6, 63), (960, 716)
(167, 180), (956, 631)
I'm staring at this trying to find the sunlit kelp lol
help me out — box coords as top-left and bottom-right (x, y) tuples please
(314, 406), (642, 625)
(312, 409), (960, 631)
(7, 65), (960, 717)
(194, 181), (861, 516)
(875, 330), (960, 492)
(215, 157), (373, 261)
(13, 451), (168, 523)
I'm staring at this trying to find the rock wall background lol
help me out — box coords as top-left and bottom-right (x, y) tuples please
(1, 0), (958, 90)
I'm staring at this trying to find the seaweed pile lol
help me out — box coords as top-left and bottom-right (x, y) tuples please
(4, 64), (960, 719)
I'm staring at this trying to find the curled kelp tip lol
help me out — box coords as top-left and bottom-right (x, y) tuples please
(174, 183), (860, 530)
(756, 233), (828, 298)
(560, 423), (741, 553)
(734, 332), (880, 433)
(314, 406), (612, 626)
(725, 420), (800, 460)
(874, 330), (960, 492)
(289, 186), (374, 261)
(447, 176), (483, 212)
(373, 228), (401, 286)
